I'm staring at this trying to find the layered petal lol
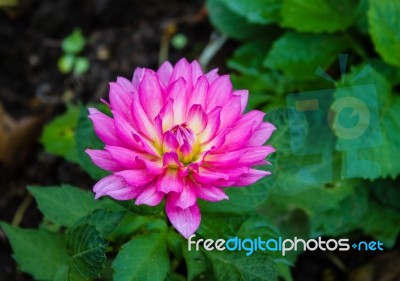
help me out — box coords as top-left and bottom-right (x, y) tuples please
(93, 175), (141, 200)
(166, 199), (201, 238)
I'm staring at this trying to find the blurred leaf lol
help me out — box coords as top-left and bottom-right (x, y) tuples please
(264, 32), (348, 80)
(73, 56), (90, 75)
(28, 185), (110, 227)
(0, 223), (68, 281)
(113, 233), (170, 281)
(61, 29), (86, 54)
(183, 247), (208, 281)
(206, 0), (267, 40)
(67, 224), (107, 279)
(205, 251), (277, 281)
(58, 54), (75, 74)
(220, 0), (282, 24)
(281, 0), (358, 33)
(40, 104), (80, 163)
(198, 214), (249, 239)
(368, 179), (400, 210)
(362, 201), (400, 247)
(75, 104), (110, 180)
(368, 0), (400, 67)
(0, 0), (17, 7)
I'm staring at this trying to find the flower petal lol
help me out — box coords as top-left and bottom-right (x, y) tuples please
(234, 169), (271, 186)
(247, 122), (276, 146)
(187, 104), (207, 134)
(85, 149), (123, 172)
(132, 67), (145, 89)
(191, 167), (229, 184)
(135, 183), (164, 206)
(159, 99), (175, 131)
(157, 169), (183, 193)
(204, 149), (246, 166)
(139, 70), (164, 120)
(198, 106), (221, 143)
(113, 112), (142, 150)
(205, 68), (219, 83)
(93, 175), (141, 200)
(219, 95), (241, 130)
(191, 60), (203, 84)
(168, 180), (197, 209)
(166, 199), (201, 238)
(238, 146), (275, 165)
(206, 75), (232, 112)
(169, 78), (187, 124)
(163, 131), (179, 152)
(109, 82), (133, 121)
(157, 61), (173, 87)
(115, 169), (156, 187)
(194, 184), (228, 202)
(131, 94), (157, 140)
(169, 58), (193, 94)
(188, 75), (208, 108)
(105, 145), (143, 168)
(233, 89), (248, 113)
(88, 108), (123, 146)
(117, 77), (135, 93)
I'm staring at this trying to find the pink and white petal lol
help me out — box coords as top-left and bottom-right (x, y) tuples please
(166, 199), (201, 238)
(131, 94), (157, 140)
(205, 68), (219, 83)
(157, 169), (183, 193)
(159, 99), (175, 131)
(93, 175), (139, 200)
(135, 183), (164, 206)
(169, 78), (187, 124)
(198, 106), (221, 143)
(219, 95), (241, 130)
(191, 167), (229, 184)
(169, 58), (193, 93)
(157, 61), (173, 88)
(194, 184), (228, 202)
(191, 60), (203, 84)
(238, 146), (275, 165)
(201, 127), (229, 152)
(137, 158), (165, 175)
(187, 104), (207, 134)
(205, 75), (232, 112)
(163, 152), (180, 167)
(88, 108), (123, 146)
(163, 131), (179, 152)
(115, 169), (156, 187)
(105, 145), (144, 168)
(221, 110), (265, 151)
(85, 149), (123, 172)
(171, 180), (197, 209)
(234, 169), (271, 186)
(113, 112), (142, 150)
(132, 133), (161, 156)
(204, 149), (246, 166)
(139, 70), (164, 120)
(109, 82), (133, 121)
(188, 75), (208, 108)
(233, 90), (248, 113)
(117, 77), (135, 93)
(132, 67), (145, 90)
(247, 122), (276, 146)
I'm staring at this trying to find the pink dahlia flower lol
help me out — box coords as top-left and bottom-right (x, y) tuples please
(86, 58), (275, 238)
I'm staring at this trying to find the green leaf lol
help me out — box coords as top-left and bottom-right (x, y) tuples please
(199, 178), (271, 213)
(113, 233), (170, 281)
(198, 214), (249, 239)
(183, 247), (208, 281)
(76, 209), (127, 238)
(206, 0), (267, 40)
(75, 104), (110, 180)
(0, 223), (69, 281)
(264, 32), (347, 80)
(206, 251), (277, 281)
(73, 56), (90, 75)
(281, 0), (358, 33)
(368, 0), (400, 67)
(62, 28), (86, 54)
(40, 104), (80, 163)
(67, 224), (107, 279)
(335, 67), (400, 179)
(58, 54), (76, 74)
(28, 185), (104, 227)
(219, 0), (282, 24)
(368, 179), (400, 210)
